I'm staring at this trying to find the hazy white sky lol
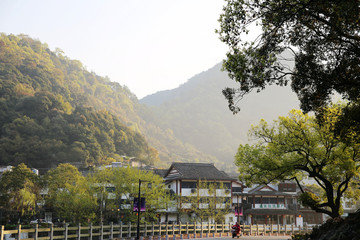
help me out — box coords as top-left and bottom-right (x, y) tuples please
(0, 0), (230, 99)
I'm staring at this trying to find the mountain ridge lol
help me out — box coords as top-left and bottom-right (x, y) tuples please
(140, 61), (300, 172)
(0, 34), (300, 172)
(0, 33), (219, 170)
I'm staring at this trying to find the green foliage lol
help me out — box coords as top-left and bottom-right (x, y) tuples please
(0, 33), (159, 168)
(235, 105), (360, 218)
(181, 180), (231, 223)
(0, 163), (41, 221)
(0, 162), (171, 224)
(298, 192), (320, 209)
(218, 0), (360, 113)
(1, 33), (228, 169)
(85, 166), (173, 223)
(45, 164), (97, 224)
(108, 167), (173, 223)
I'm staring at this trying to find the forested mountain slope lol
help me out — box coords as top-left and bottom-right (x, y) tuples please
(0, 34), (218, 170)
(140, 62), (300, 171)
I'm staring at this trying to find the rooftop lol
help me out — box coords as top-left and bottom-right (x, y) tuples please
(164, 162), (235, 181)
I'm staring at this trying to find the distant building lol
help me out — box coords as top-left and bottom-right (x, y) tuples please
(0, 166), (12, 178)
(0, 165), (39, 176)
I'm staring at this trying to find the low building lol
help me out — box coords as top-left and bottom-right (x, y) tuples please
(238, 182), (324, 225)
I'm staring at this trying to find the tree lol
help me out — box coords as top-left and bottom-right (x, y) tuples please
(181, 180), (232, 224)
(86, 168), (117, 223)
(52, 179), (97, 224)
(218, 0), (360, 114)
(234, 105), (360, 218)
(45, 164), (97, 224)
(0, 163), (41, 223)
(110, 167), (172, 223)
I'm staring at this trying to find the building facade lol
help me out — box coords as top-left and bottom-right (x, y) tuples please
(160, 162), (237, 224)
(158, 163), (327, 226)
(233, 182), (324, 225)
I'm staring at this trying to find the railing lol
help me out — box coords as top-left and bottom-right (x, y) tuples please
(0, 222), (313, 240)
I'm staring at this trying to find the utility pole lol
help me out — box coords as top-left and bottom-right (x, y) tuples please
(136, 179), (141, 240)
(237, 194), (240, 223)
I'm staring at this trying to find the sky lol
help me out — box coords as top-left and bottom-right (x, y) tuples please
(0, 0), (230, 99)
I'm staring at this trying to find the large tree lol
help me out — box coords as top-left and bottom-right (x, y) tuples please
(45, 164), (97, 224)
(235, 105), (360, 218)
(0, 163), (41, 223)
(110, 167), (173, 223)
(218, 0), (360, 114)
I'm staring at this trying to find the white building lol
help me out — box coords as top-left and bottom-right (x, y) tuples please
(159, 162), (239, 224)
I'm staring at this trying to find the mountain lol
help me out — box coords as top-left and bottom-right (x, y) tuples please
(140, 62), (300, 172)
(0, 33), (300, 172)
(0, 33), (218, 171)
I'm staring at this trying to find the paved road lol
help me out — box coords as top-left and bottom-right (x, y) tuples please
(188, 236), (291, 240)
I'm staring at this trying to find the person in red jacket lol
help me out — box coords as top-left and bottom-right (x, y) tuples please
(231, 222), (241, 238)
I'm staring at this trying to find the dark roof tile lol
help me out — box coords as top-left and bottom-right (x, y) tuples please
(164, 162), (234, 181)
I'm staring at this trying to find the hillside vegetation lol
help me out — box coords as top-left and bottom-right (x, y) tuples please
(0, 34), (217, 170)
(141, 62), (299, 171)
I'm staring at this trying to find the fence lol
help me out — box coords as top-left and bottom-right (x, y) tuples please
(0, 222), (313, 240)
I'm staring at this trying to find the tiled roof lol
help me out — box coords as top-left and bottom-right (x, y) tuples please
(248, 184), (277, 193)
(164, 162), (234, 181)
(152, 169), (168, 178)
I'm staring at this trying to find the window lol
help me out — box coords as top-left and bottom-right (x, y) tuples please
(216, 197), (231, 203)
(232, 187), (242, 193)
(181, 181), (197, 189)
(105, 187), (115, 192)
(269, 198), (277, 204)
(182, 196), (197, 203)
(223, 183), (231, 189)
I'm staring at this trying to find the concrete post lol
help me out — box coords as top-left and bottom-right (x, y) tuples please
(17, 225), (21, 240)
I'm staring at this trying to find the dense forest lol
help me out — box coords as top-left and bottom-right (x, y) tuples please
(0, 33), (218, 170)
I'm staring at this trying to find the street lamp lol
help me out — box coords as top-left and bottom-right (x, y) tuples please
(236, 194), (240, 223)
(136, 179), (148, 240)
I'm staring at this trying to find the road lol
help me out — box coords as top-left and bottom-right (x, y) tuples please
(187, 236), (291, 240)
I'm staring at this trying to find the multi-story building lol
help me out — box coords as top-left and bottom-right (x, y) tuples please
(161, 162), (237, 224)
(236, 182), (324, 225)
(240, 183), (299, 225)
(157, 163), (328, 226)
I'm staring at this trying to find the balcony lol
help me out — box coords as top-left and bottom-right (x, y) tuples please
(254, 203), (285, 209)
(242, 203), (298, 210)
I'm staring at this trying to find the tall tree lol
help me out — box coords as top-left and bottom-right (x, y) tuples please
(218, 0), (360, 113)
(87, 168), (117, 224)
(110, 167), (172, 223)
(234, 105), (360, 218)
(0, 163), (41, 223)
(45, 164), (97, 224)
